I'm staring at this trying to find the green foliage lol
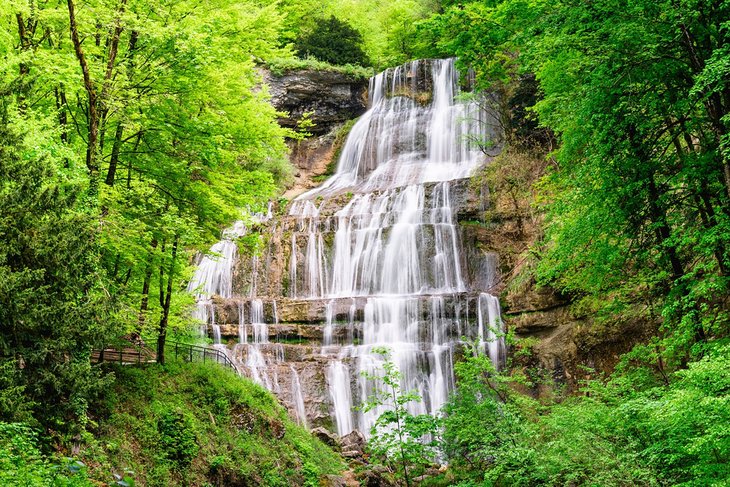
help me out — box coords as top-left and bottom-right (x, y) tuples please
(438, 342), (730, 486)
(526, 0), (730, 361)
(156, 409), (198, 470)
(0, 123), (117, 431)
(295, 16), (370, 67)
(79, 360), (344, 486)
(266, 56), (372, 79)
(441, 346), (526, 481)
(338, 0), (439, 68)
(238, 233), (265, 257)
(0, 0), (295, 432)
(0, 423), (92, 486)
(360, 347), (440, 486)
(277, 0), (439, 69)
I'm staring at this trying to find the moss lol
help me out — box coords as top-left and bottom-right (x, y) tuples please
(265, 57), (373, 81)
(331, 118), (359, 163)
(238, 232), (265, 257)
(390, 86), (433, 105)
(81, 360), (345, 486)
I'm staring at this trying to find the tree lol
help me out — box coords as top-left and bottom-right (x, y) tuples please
(0, 0), (293, 431)
(3, 0), (292, 359)
(0, 121), (117, 431)
(295, 16), (370, 66)
(416, 0), (730, 363)
(359, 347), (440, 487)
(440, 344), (526, 481)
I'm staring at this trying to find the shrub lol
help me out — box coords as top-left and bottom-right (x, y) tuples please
(157, 410), (198, 470)
(294, 16), (370, 67)
(0, 422), (92, 486)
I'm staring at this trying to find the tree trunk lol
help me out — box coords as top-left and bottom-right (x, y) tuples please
(157, 235), (178, 364)
(67, 0), (100, 185)
(647, 176), (684, 281)
(137, 239), (158, 332)
(15, 13), (36, 110)
(105, 123), (124, 186)
(678, 23), (730, 201)
(668, 122), (728, 276)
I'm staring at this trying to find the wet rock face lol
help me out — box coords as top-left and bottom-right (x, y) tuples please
(198, 59), (507, 437)
(264, 69), (368, 135)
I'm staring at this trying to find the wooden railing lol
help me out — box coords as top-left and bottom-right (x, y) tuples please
(93, 341), (240, 374)
(92, 345), (155, 365)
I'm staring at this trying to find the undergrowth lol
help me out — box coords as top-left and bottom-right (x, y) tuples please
(58, 360), (343, 486)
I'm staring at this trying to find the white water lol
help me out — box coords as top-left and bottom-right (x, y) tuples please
(327, 359), (354, 436)
(287, 59), (504, 436)
(291, 365), (308, 427)
(187, 59), (505, 435)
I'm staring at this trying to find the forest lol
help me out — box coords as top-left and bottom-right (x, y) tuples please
(0, 0), (728, 486)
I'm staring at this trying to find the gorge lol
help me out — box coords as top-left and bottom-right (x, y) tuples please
(187, 58), (506, 436)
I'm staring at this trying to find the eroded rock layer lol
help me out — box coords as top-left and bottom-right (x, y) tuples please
(189, 59), (505, 434)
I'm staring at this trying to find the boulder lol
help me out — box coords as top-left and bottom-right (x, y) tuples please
(340, 429), (366, 456)
(312, 426), (341, 449)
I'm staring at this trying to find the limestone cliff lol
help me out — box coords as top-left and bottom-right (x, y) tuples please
(201, 60), (505, 431)
(466, 147), (657, 394)
(263, 67), (368, 198)
(264, 68), (368, 136)
(199, 62), (653, 431)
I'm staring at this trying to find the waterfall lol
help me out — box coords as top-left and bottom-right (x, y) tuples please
(187, 58), (505, 436)
(287, 59), (504, 436)
(187, 220), (249, 341)
(188, 221), (246, 299)
(327, 359), (354, 436)
(238, 302), (247, 344)
(212, 324), (222, 345)
(290, 365), (308, 427)
(477, 293), (506, 368)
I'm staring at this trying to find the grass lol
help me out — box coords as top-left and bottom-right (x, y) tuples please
(79, 360), (345, 486)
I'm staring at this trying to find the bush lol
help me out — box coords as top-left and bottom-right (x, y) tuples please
(294, 16), (370, 67)
(439, 344), (730, 486)
(0, 422), (92, 486)
(156, 409), (198, 470)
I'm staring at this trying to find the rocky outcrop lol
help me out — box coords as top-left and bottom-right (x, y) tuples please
(460, 149), (657, 394)
(340, 430), (366, 459)
(312, 427), (341, 448)
(264, 69), (368, 136)
(502, 281), (658, 393)
(262, 67), (367, 199)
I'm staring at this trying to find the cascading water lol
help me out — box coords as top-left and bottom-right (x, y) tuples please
(188, 59), (505, 436)
(285, 59), (504, 436)
(188, 221), (246, 338)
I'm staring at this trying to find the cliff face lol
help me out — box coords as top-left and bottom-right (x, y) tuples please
(466, 148), (657, 394)
(264, 68), (368, 136)
(202, 65), (652, 428)
(263, 68), (368, 198)
(202, 60), (509, 431)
